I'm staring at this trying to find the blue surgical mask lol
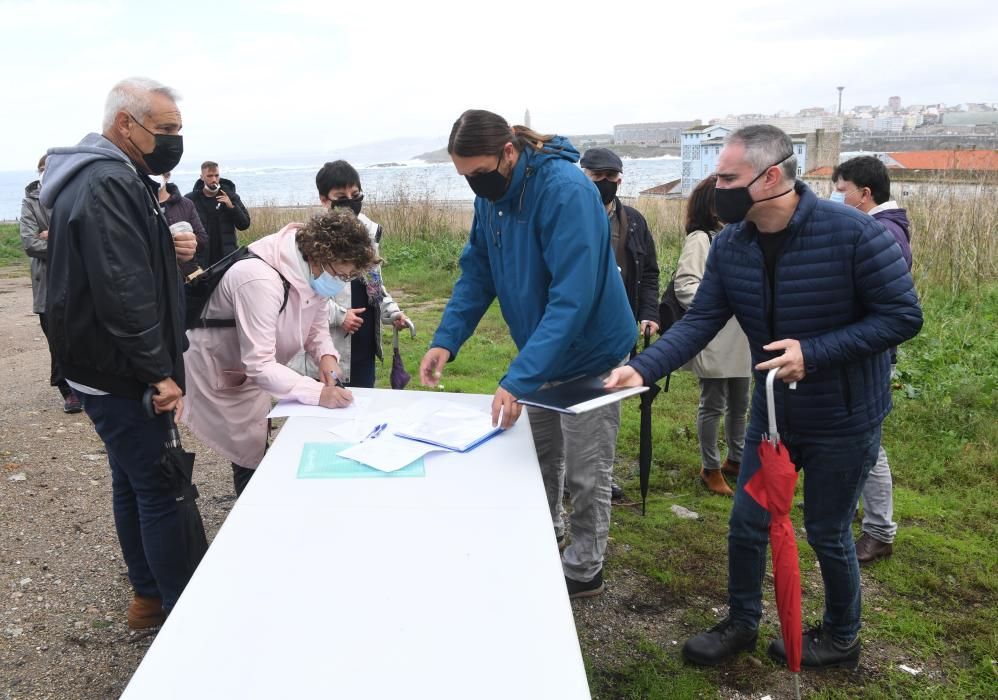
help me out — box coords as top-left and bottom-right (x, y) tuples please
(829, 191), (847, 204)
(309, 270), (347, 298)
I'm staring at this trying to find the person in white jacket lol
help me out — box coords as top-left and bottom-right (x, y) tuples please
(673, 175), (752, 496)
(289, 160), (409, 386)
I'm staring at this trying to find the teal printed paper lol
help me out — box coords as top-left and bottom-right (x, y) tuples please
(297, 442), (425, 479)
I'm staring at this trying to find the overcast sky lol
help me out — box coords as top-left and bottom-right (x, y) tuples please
(2, 0), (995, 171)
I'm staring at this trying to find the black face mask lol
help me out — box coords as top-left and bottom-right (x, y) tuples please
(594, 178), (618, 206)
(465, 150), (511, 202)
(330, 193), (364, 216)
(713, 153), (794, 224)
(128, 114), (184, 175)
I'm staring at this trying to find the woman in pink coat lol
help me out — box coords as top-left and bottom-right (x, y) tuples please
(180, 209), (380, 495)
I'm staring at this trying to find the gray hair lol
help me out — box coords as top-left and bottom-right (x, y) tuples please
(102, 77), (181, 132)
(725, 125), (797, 182)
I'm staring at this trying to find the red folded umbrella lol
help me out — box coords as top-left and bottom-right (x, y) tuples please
(744, 368), (802, 699)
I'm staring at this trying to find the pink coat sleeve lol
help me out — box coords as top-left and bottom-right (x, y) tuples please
(231, 278), (325, 405)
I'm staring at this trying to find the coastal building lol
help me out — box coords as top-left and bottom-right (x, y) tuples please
(637, 179), (682, 200)
(680, 124), (840, 194)
(680, 124), (730, 194)
(713, 114), (844, 134)
(804, 149), (998, 197)
(941, 111), (998, 127)
(614, 121), (700, 145)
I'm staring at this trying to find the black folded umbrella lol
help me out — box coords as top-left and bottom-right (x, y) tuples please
(143, 389), (209, 579)
(638, 327), (662, 515)
(390, 319), (417, 390)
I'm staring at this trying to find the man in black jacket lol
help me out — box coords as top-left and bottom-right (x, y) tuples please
(581, 148), (661, 338)
(185, 160), (251, 265)
(581, 148), (661, 501)
(41, 76), (194, 630)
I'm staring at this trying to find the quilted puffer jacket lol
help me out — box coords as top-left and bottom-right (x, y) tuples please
(630, 182), (923, 436)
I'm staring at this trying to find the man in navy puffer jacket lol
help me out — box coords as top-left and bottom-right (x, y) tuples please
(607, 125), (923, 670)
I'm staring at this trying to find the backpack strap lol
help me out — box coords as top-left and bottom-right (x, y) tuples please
(247, 252), (291, 314)
(192, 252), (291, 328)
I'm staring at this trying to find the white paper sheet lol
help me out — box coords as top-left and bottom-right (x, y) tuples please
(267, 396), (372, 420)
(337, 433), (440, 472)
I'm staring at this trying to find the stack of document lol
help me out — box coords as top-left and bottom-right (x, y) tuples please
(393, 403), (504, 452)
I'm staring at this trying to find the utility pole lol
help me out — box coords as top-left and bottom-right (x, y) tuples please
(836, 86), (845, 116)
(524, 108), (531, 128)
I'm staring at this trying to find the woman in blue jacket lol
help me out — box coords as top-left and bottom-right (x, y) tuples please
(419, 110), (635, 598)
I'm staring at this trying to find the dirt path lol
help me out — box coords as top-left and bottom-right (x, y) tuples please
(0, 275), (234, 699)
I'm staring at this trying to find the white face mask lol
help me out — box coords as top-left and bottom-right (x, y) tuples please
(830, 187), (862, 208)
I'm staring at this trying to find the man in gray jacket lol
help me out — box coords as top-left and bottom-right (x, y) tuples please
(20, 155), (80, 413)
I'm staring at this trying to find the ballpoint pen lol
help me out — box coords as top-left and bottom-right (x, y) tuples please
(362, 423), (387, 442)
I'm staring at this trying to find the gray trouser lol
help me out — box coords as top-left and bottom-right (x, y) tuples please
(860, 445), (897, 543)
(697, 377), (750, 471)
(528, 400), (620, 582)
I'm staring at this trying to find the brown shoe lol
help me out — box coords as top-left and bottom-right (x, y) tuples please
(127, 594), (166, 630)
(700, 468), (734, 496)
(855, 533), (893, 564)
(721, 458), (740, 478)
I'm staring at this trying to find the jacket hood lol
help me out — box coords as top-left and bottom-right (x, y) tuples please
(40, 133), (132, 208)
(161, 181), (184, 203)
(247, 223), (316, 299)
(24, 179), (41, 198)
(874, 207), (911, 239)
(191, 177), (238, 195)
(495, 135), (580, 206)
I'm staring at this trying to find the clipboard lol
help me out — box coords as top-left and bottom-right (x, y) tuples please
(516, 375), (648, 415)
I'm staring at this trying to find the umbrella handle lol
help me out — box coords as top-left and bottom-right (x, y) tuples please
(142, 386), (182, 447)
(643, 325), (651, 350)
(393, 318), (417, 352)
(764, 369), (797, 445)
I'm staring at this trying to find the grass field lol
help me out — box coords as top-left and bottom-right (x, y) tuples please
(345, 191), (996, 699)
(2, 184), (994, 698)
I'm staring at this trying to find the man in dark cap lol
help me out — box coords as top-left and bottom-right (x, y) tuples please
(581, 147), (661, 501)
(581, 148), (660, 338)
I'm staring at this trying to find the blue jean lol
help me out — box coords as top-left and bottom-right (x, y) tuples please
(82, 394), (191, 611)
(727, 419), (880, 643)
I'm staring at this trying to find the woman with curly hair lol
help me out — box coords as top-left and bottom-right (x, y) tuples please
(181, 209), (381, 496)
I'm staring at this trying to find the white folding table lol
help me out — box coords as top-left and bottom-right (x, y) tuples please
(122, 388), (591, 699)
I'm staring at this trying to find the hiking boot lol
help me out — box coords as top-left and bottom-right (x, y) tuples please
(721, 458), (740, 478)
(566, 569), (604, 599)
(855, 533), (893, 564)
(127, 594), (166, 630)
(610, 482), (625, 501)
(700, 468), (734, 496)
(63, 392), (83, 414)
(769, 624), (861, 670)
(682, 616), (758, 666)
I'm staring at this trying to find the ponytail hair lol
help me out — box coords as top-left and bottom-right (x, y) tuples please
(448, 109), (555, 157)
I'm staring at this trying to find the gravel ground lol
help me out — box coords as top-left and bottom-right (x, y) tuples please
(1, 274), (938, 699)
(1, 275), (233, 699)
